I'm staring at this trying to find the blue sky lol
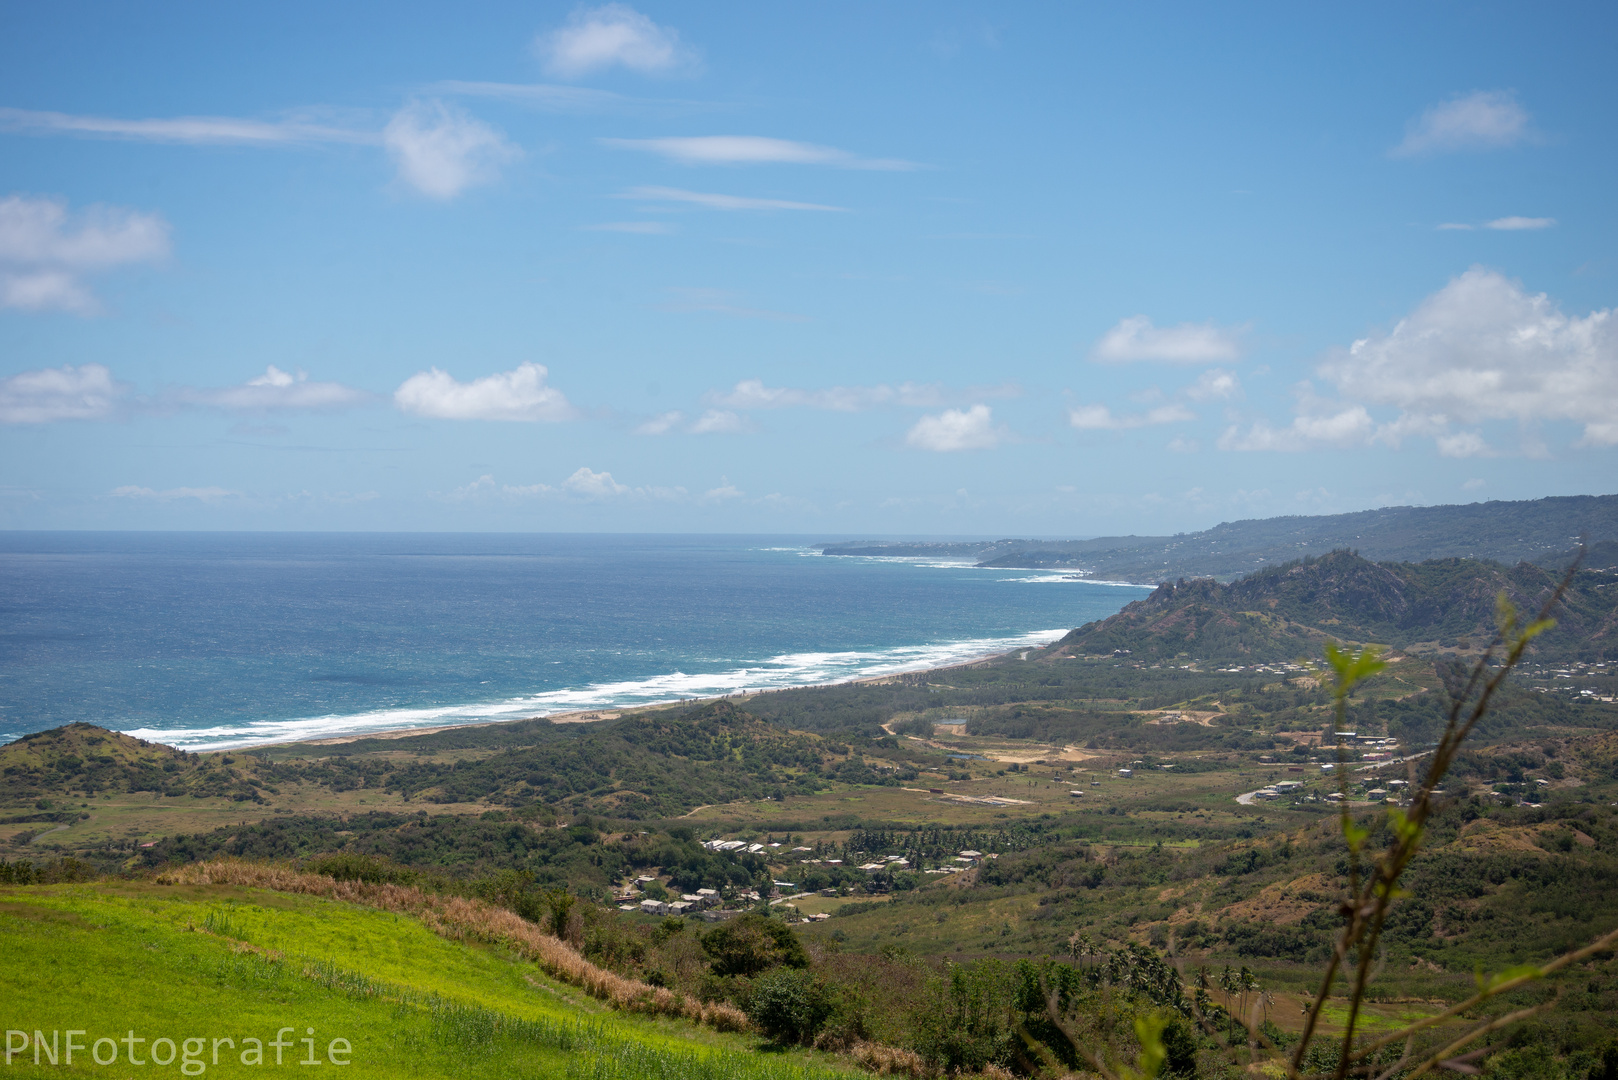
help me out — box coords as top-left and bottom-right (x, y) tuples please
(1, 1), (1614, 535)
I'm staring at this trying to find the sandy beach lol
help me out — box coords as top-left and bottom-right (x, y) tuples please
(284, 645), (1027, 749)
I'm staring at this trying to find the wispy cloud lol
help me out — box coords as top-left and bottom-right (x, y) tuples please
(633, 410), (685, 435)
(180, 366), (369, 411)
(710, 378), (1018, 412)
(1436, 215), (1556, 232)
(630, 408), (753, 436)
(110, 484), (237, 502)
(394, 362), (574, 421)
(713, 378), (943, 412)
(687, 409), (750, 434)
(1090, 315), (1244, 363)
(905, 404), (1000, 451)
(0, 195), (169, 314)
(1068, 403), (1195, 430)
(618, 186), (845, 212)
(602, 135), (915, 170)
(383, 100), (520, 199)
(2, 102), (515, 200)
(0, 105), (375, 146)
(0, 363), (128, 423)
(1391, 90), (1534, 157)
(536, 4), (698, 79)
(431, 81), (635, 112)
(447, 469), (691, 502)
(1217, 401), (1376, 452)
(1185, 368), (1241, 401)
(1485, 216), (1556, 231)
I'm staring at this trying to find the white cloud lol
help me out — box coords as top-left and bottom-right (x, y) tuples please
(1485, 216), (1556, 231)
(183, 366), (368, 411)
(1462, 478), (1486, 491)
(0, 363), (128, 423)
(1068, 403), (1194, 430)
(383, 100), (519, 200)
(618, 186), (845, 212)
(0, 269), (95, 313)
(632, 405), (766, 436)
(711, 378), (1018, 411)
(702, 479), (744, 501)
(602, 136), (914, 170)
(1090, 315), (1243, 363)
(0, 105), (374, 146)
(1186, 368), (1241, 400)
(394, 362), (574, 421)
(1221, 269), (1618, 454)
(688, 409), (748, 434)
(1217, 404), (1376, 452)
(0, 195), (170, 314)
(1436, 431), (1491, 458)
(633, 410), (684, 435)
(583, 221), (673, 234)
(4, 103), (518, 203)
(563, 466), (630, 497)
(110, 485), (236, 501)
(905, 404), (999, 451)
(1319, 267), (1618, 447)
(537, 4), (696, 78)
(449, 469), (694, 502)
(713, 378), (946, 411)
(1391, 90), (1533, 157)
(1439, 216), (1556, 232)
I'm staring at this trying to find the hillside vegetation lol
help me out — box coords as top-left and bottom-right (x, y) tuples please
(1048, 549), (1618, 663)
(821, 492), (1618, 580)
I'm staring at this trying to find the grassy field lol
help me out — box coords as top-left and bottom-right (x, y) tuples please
(0, 880), (859, 1080)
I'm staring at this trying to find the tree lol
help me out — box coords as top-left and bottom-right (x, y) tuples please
(699, 913), (809, 977)
(746, 968), (832, 1044)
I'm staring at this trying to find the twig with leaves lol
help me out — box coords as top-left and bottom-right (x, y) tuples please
(1045, 550), (1610, 1080)
(1288, 553), (1586, 1080)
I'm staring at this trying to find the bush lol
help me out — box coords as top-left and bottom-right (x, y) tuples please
(304, 852), (416, 886)
(746, 968), (832, 1044)
(700, 913), (810, 977)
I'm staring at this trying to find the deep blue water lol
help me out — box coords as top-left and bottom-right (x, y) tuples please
(0, 533), (1148, 750)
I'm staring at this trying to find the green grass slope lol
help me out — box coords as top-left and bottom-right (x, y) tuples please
(0, 879), (854, 1079)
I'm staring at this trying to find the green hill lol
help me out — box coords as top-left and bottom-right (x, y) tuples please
(1046, 550), (1618, 663)
(821, 493), (1618, 581)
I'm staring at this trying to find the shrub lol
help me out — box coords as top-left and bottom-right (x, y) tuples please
(701, 913), (810, 977)
(746, 968), (832, 1044)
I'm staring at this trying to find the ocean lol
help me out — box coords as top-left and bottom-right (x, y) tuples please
(0, 533), (1149, 750)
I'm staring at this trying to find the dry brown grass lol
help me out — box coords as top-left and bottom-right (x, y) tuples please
(158, 859), (749, 1033)
(847, 1040), (927, 1077)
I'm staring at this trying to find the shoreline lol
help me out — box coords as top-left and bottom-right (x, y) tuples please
(273, 642), (1038, 750)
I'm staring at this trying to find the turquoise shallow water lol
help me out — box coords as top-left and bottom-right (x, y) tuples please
(0, 533), (1148, 749)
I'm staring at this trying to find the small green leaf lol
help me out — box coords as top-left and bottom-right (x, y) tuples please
(1124, 1014), (1169, 1080)
(1324, 642), (1386, 699)
(1518, 617), (1556, 644)
(1476, 964), (1542, 993)
(1495, 592), (1519, 635)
